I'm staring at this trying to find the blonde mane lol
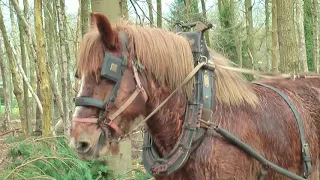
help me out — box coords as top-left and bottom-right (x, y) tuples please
(77, 20), (259, 107)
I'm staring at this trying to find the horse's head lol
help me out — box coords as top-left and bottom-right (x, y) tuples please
(69, 12), (148, 160)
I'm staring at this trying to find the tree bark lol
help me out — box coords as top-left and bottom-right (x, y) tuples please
(12, 0), (39, 122)
(0, 6), (26, 135)
(23, 0), (36, 122)
(311, 0), (319, 73)
(18, 17), (31, 135)
(120, 0), (128, 19)
(9, 0), (20, 58)
(277, 0), (299, 74)
(200, 0), (211, 47)
(44, 0), (64, 125)
(60, 0), (74, 123)
(245, 0), (255, 70)
(0, 40), (10, 131)
(185, 0), (191, 17)
(265, 0), (271, 71)
(91, 0), (121, 24)
(81, 0), (90, 36)
(157, 0), (162, 28)
(147, 0), (154, 26)
(271, 0), (278, 73)
(57, 0), (70, 135)
(295, 0), (308, 72)
(34, 0), (52, 136)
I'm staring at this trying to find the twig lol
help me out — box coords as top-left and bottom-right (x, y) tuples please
(128, 0), (142, 25)
(4, 156), (74, 180)
(32, 135), (66, 142)
(0, 129), (22, 136)
(132, 149), (143, 152)
(26, 175), (55, 180)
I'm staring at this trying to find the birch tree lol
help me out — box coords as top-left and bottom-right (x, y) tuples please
(18, 11), (31, 135)
(44, 0), (64, 123)
(56, 0), (70, 135)
(23, 0), (36, 120)
(0, 6), (26, 135)
(0, 39), (10, 131)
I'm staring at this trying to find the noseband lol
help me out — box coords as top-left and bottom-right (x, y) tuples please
(72, 31), (148, 135)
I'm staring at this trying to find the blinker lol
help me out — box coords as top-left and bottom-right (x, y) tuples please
(101, 53), (127, 82)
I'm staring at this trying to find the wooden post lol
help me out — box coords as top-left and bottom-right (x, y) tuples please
(90, 0), (132, 177)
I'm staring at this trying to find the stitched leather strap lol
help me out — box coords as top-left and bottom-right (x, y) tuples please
(253, 82), (311, 178)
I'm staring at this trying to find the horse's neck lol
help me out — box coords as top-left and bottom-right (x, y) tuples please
(145, 85), (187, 156)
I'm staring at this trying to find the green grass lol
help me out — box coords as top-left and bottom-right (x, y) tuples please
(0, 136), (153, 180)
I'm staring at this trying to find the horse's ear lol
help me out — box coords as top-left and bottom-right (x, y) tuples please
(90, 12), (116, 49)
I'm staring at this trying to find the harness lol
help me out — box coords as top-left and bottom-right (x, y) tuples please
(73, 24), (312, 180)
(73, 31), (148, 136)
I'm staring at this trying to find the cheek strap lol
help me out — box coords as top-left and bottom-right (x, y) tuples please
(72, 65), (148, 135)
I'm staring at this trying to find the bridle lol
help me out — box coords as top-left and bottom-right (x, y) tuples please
(72, 31), (148, 136)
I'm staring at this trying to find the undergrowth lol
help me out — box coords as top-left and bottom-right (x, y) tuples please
(0, 136), (152, 180)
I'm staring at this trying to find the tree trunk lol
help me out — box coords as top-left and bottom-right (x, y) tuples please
(0, 6), (26, 135)
(81, 0), (90, 36)
(120, 0), (128, 19)
(277, 0), (299, 74)
(9, 0), (20, 58)
(147, 0), (154, 26)
(271, 0), (279, 73)
(23, 0), (36, 122)
(57, 0), (70, 135)
(91, 0), (121, 24)
(295, 0), (308, 72)
(0, 40), (10, 131)
(245, 0), (255, 70)
(12, 0), (40, 120)
(157, 0), (162, 28)
(200, 0), (211, 47)
(18, 13), (31, 135)
(311, 0), (319, 73)
(185, 0), (191, 17)
(34, 0), (52, 136)
(265, 0), (271, 71)
(44, 0), (64, 125)
(60, 0), (74, 124)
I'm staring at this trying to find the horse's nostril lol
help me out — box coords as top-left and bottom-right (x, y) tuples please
(76, 141), (91, 153)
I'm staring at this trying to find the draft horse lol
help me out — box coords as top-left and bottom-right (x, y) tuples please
(69, 12), (320, 180)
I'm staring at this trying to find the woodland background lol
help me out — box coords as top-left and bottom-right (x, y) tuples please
(0, 0), (319, 179)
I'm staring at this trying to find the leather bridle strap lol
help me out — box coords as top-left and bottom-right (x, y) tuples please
(73, 65), (148, 134)
(108, 65), (148, 122)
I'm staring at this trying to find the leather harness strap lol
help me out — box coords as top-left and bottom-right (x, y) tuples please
(73, 31), (148, 135)
(252, 82), (311, 178)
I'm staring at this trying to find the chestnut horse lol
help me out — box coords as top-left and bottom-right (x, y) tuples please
(69, 12), (320, 180)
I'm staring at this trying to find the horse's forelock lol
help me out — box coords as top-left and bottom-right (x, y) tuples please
(77, 29), (105, 81)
